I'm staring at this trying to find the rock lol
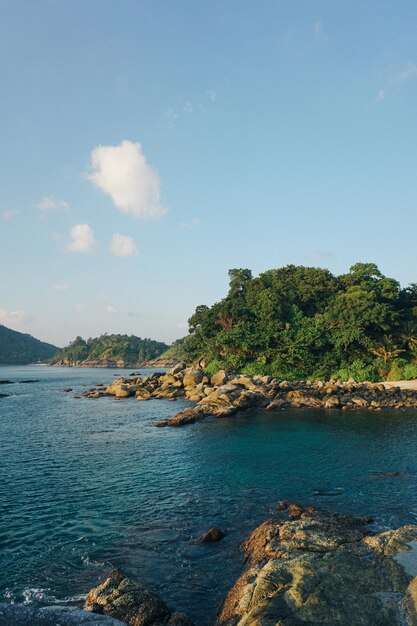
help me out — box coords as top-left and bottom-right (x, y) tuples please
(157, 407), (204, 427)
(19, 379), (39, 384)
(64, 388), (73, 392)
(182, 368), (203, 387)
(136, 388), (152, 401)
(210, 370), (229, 387)
(276, 500), (288, 510)
(0, 393), (9, 398)
(167, 362), (187, 376)
(106, 380), (137, 398)
(219, 506), (417, 626)
(324, 395), (340, 408)
(199, 527), (226, 542)
(0, 380), (13, 384)
(0, 604), (125, 625)
(85, 569), (193, 626)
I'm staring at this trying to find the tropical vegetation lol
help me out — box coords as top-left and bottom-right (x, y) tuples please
(181, 263), (417, 382)
(0, 324), (58, 364)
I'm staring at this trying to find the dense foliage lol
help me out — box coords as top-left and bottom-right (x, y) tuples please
(51, 333), (169, 366)
(0, 324), (58, 364)
(183, 263), (417, 381)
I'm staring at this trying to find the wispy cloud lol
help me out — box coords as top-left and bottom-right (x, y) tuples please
(109, 233), (138, 257)
(36, 196), (69, 218)
(180, 218), (201, 230)
(86, 140), (166, 219)
(54, 283), (69, 291)
(2, 209), (20, 221)
(0, 308), (32, 328)
(394, 62), (417, 84)
(66, 224), (96, 253)
(376, 61), (417, 101)
(306, 250), (334, 261)
(103, 304), (117, 314)
(314, 20), (323, 37)
(164, 89), (217, 128)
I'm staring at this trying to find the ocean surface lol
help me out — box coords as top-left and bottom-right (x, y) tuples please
(1, 365), (417, 624)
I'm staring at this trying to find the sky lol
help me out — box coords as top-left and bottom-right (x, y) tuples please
(1, 1), (417, 347)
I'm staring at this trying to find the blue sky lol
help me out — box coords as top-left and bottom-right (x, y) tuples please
(1, 1), (417, 347)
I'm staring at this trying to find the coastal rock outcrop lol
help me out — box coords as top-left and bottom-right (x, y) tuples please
(218, 505), (417, 626)
(85, 569), (193, 626)
(84, 364), (417, 425)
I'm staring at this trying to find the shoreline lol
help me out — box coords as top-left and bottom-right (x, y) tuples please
(82, 363), (417, 426)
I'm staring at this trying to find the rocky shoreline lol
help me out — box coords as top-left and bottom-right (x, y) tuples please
(3, 505), (417, 625)
(51, 357), (180, 369)
(82, 362), (417, 426)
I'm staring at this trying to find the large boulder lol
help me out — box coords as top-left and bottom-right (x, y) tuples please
(182, 368), (203, 388)
(106, 380), (137, 398)
(219, 506), (417, 626)
(85, 569), (193, 626)
(210, 370), (229, 387)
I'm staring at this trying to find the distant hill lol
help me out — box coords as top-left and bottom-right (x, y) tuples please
(50, 333), (169, 367)
(0, 324), (59, 365)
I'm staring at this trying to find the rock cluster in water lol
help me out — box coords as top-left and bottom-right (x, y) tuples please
(85, 568), (193, 626)
(83, 363), (417, 426)
(219, 504), (417, 626)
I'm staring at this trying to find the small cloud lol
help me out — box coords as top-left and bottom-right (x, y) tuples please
(314, 20), (323, 37)
(207, 89), (217, 102)
(127, 311), (142, 317)
(66, 224), (96, 253)
(376, 89), (386, 102)
(2, 209), (19, 221)
(0, 308), (32, 329)
(54, 283), (69, 291)
(165, 107), (178, 129)
(36, 196), (69, 218)
(109, 233), (137, 257)
(180, 218), (201, 230)
(307, 250), (334, 261)
(395, 62), (417, 84)
(177, 322), (188, 330)
(183, 101), (194, 113)
(74, 303), (85, 312)
(86, 140), (166, 219)
(103, 305), (117, 314)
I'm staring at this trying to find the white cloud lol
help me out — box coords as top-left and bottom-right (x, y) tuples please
(109, 233), (137, 257)
(86, 140), (166, 219)
(0, 308), (32, 328)
(66, 224), (96, 253)
(207, 90), (217, 102)
(103, 305), (117, 314)
(180, 218), (201, 230)
(36, 196), (69, 217)
(2, 209), (19, 221)
(376, 89), (386, 102)
(54, 283), (69, 291)
(307, 250), (334, 261)
(75, 303), (85, 312)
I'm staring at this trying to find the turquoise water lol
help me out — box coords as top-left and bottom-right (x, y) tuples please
(1, 366), (417, 624)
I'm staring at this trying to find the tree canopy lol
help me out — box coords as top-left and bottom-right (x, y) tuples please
(182, 263), (417, 381)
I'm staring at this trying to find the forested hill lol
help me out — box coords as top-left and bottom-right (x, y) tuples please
(51, 334), (169, 367)
(0, 325), (58, 364)
(182, 263), (417, 382)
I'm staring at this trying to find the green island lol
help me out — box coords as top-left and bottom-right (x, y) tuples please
(0, 324), (58, 365)
(50, 334), (169, 368)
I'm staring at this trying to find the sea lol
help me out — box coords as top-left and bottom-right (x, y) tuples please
(1, 365), (417, 624)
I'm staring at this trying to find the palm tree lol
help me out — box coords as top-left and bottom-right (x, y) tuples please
(369, 336), (405, 363)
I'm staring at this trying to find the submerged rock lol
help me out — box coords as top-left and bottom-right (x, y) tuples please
(199, 527), (226, 543)
(218, 505), (417, 626)
(85, 569), (193, 626)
